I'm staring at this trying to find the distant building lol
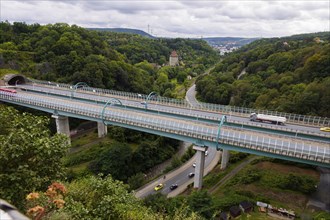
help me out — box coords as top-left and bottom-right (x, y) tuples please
(169, 50), (179, 66)
(283, 41), (290, 47)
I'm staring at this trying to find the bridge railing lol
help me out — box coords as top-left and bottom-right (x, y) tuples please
(198, 102), (330, 127)
(1, 91), (329, 166)
(227, 118), (329, 139)
(28, 80), (329, 127)
(220, 129), (329, 164)
(91, 106), (330, 164)
(19, 83), (329, 139)
(28, 80), (190, 107)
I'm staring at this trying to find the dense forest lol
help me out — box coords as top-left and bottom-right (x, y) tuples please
(0, 21), (219, 98)
(196, 32), (330, 117)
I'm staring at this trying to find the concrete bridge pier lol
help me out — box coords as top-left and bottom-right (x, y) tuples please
(193, 145), (207, 189)
(52, 115), (71, 145)
(220, 149), (230, 169)
(97, 122), (108, 138)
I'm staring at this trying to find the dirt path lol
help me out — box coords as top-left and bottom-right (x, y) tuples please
(69, 136), (106, 154)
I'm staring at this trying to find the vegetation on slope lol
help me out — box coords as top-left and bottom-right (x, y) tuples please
(0, 21), (219, 98)
(196, 32), (330, 117)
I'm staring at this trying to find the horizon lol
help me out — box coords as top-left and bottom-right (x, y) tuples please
(1, 0), (329, 39)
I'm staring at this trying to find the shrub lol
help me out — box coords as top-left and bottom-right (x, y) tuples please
(230, 168), (261, 185)
(277, 174), (317, 194)
(229, 152), (249, 164)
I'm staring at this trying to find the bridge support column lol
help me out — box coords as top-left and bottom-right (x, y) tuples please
(97, 122), (108, 138)
(193, 145), (207, 189)
(52, 115), (71, 145)
(220, 149), (230, 169)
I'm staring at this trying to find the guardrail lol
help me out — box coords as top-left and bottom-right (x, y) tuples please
(27, 80), (330, 127)
(1, 91), (329, 166)
(18, 84), (330, 140)
(199, 102), (330, 127)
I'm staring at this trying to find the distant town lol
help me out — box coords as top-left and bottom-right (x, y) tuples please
(209, 43), (240, 55)
(202, 37), (259, 55)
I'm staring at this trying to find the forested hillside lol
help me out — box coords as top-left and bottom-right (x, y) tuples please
(0, 22), (219, 97)
(196, 32), (330, 117)
(88, 27), (155, 38)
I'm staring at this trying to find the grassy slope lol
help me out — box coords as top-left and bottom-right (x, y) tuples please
(202, 156), (321, 219)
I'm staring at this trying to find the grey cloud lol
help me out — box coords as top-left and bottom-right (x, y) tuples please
(255, 5), (301, 20)
(77, 1), (184, 14)
(1, 0), (329, 38)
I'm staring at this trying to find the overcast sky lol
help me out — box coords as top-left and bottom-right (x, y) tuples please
(1, 0), (329, 38)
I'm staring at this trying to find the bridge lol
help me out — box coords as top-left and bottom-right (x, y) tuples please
(0, 76), (329, 189)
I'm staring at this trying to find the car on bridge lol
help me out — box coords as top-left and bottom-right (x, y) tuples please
(154, 183), (163, 191)
(320, 127), (330, 132)
(170, 184), (178, 190)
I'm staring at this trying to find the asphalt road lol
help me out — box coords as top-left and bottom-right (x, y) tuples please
(16, 84), (329, 138)
(135, 82), (221, 198)
(3, 89), (329, 156)
(135, 147), (219, 198)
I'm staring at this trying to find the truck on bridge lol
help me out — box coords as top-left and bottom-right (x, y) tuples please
(250, 113), (286, 125)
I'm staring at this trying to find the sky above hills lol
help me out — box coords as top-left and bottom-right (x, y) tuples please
(1, 0), (329, 38)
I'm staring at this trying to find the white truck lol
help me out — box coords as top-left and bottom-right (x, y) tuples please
(250, 113), (286, 125)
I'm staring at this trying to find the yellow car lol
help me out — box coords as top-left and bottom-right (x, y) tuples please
(154, 183), (163, 191)
(320, 127), (330, 132)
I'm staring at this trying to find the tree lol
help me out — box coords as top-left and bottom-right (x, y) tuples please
(188, 190), (213, 219)
(0, 106), (69, 210)
(127, 172), (146, 190)
(33, 175), (203, 219)
(89, 143), (134, 181)
(30, 175), (159, 220)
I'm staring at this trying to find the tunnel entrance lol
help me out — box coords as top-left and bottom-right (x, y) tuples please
(3, 74), (27, 85)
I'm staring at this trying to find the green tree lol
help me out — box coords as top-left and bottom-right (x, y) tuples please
(89, 143), (133, 181)
(127, 172), (146, 190)
(188, 190), (213, 218)
(55, 175), (158, 219)
(0, 106), (69, 209)
(45, 175), (202, 219)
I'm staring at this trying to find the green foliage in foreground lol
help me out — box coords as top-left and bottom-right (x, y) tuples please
(0, 105), (69, 209)
(35, 175), (203, 220)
